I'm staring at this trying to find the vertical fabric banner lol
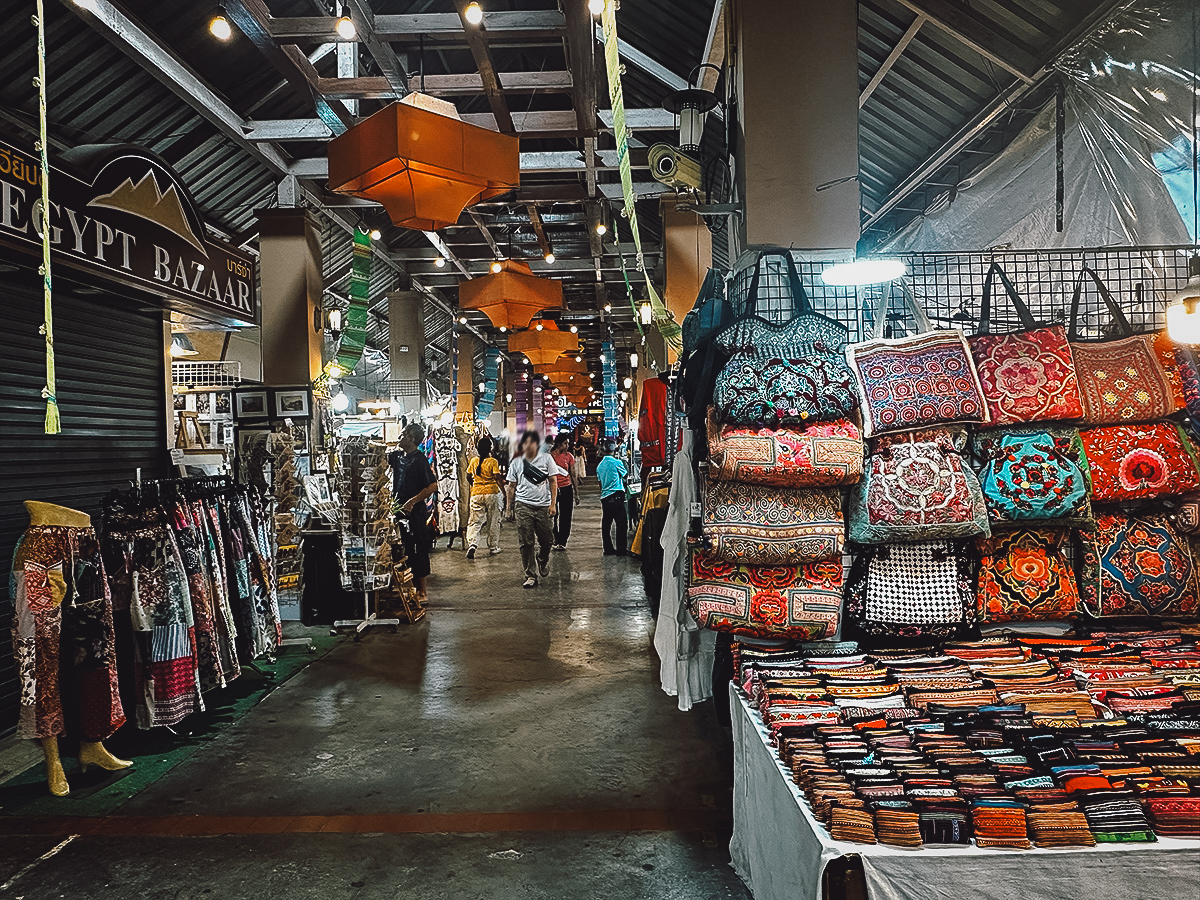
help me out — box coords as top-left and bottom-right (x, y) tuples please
(450, 326), (459, 413)
(475, 348), (500, 421)
(327, 228), (372, 378)
(602, 341), (620, 439)
(515, 368), (528, 433)
(601, 3), (682, 352)
(532, 378), (545, 436)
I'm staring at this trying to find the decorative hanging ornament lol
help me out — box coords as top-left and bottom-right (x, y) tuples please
(325, 228), (372, 379)
(460, 259), (564, 331)
(507, 319), (578, 367)
(327, 93), (519, 232)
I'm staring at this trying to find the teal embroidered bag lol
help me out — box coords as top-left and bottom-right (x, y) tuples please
(973, 427), (1093, 528)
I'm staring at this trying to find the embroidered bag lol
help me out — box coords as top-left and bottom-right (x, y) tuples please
(848, 426), (990, 544)
(1173, 343), (1200, 420)
(706, 407), (863, 488)
(686, 547), (842, 640)
(847, 280), (989, 437)
(703, 479), (844, 565)
(977, 529), (1080, 622)
(967, 262), (1083, 426)
(1068, 267), (1184, 424)
(973, 427), (1093, 528)
(1078, 513), (1200, 618)
(712, 251), (858, 427)
(1079, 422), (1200, 502)
(844, 539), (977, 639)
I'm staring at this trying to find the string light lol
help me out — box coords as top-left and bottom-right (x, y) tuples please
(335, 5), (356, 39)
(464, 2), (483, 25)
(209, 14), (232, 40)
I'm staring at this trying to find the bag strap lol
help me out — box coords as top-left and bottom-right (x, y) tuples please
(870, 279), (932, 340)
(1069, 266), (1135, 341)
(979, 262), (1037, 335)
(743, 250), (813, 319)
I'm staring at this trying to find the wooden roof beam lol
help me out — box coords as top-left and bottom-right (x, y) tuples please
(454, 0), (514, 134)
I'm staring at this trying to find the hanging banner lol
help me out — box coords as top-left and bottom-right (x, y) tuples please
(601, 3), (682, 353)
(475, 348), (500, 421)
(602, 340), (620, 439)
(327, 228), (371, 378)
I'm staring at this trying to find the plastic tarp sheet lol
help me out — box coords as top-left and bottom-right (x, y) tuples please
(728, 684), (1200, 900)
(882, 2), (1198, 252)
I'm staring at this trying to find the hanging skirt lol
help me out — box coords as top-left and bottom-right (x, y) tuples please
(10, 524), (125, 741)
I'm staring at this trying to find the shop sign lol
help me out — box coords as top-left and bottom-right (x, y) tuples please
(0, 138), (256, 326)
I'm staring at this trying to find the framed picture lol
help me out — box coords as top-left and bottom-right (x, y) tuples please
(234, 388), (269, 420)
(304, 474), (332, 506)
(273, 386), (312, 420)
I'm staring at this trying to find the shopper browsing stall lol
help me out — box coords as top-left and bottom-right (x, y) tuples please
(550, 433), (579, 550)
(504, 430), (559, 589)
(389, 423), (437, 602)
(465, 435), (504, 559)
(596, 442), (629, 556)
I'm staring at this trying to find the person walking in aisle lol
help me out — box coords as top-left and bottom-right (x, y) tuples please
(465, 435), (504, 559)
(596, 441), (629, 556)
(504, 430), (559, 589)
(550, 434), (579, 551)
(388, 423), (437, 602)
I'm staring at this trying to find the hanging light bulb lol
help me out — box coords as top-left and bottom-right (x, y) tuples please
(505, 393), (513, 403)
(335, 5), (357, 39)
(569, 324), (578, 333)
(639, 301), (653, 325)
(332, 391), (350, 413)
(209, 13), (233, 40)
(535, 322), (544, 331)
(603, 302), (612, 312)
(595, 222), (607, 236)
(630, 352), (638, 369)
(623, 376), (633, 389)
(459, 316), (468, 324)
(478, 381), (487, 392)
(575, 355), (582, 363)
(491, 260), (503, 274)
(369, 228), (382, 240)
(544, 252), (555, 264)
(499, 325), (507, 332)
(588, 0), (604, 14)
(1168, 255), (1200, 344)
(434, 256), (446, 268)
(464, 1), (484, 25)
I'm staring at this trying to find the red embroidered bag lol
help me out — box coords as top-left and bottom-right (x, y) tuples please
(967, 263), (1083, 426)
(1079, 423), (1200, 502)
(686, 547), (842, 639)
(706, 408), (863, 488)
(977, 529), (1080, 623)
(1068, 267), (1184, 424)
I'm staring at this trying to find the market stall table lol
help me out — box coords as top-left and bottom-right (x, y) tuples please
(728, 683), (1200, 900)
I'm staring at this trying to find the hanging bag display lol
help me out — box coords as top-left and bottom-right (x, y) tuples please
(967, 262), (1084, 426)
(848, 426), (990, 544)
(703, 479), (844, 565)
(847, 281), (989, 438)
(1078, 513), (1200, 618)
(843, 538), (977, 639)
(1078, 422), (1200, 502)
(680, 268), (734, 431)
(711, 251), (858, 427)
(973, 427), (1093, 528)
(706, 408), (863, 488)
(1068, 267), (1184, 424)
(977, 529), (1080, 623)
(686, 547), (842, 640)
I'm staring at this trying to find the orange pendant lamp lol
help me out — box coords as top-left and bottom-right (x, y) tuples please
(460, 259), (563, 331)
(507, 319), (579, 367)
(535, 354), (587, 380)
(326, 94), (519, 232)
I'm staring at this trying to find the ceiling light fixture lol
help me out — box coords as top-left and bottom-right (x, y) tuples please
(544, 252), (555, 264)
(434, 256), (446, 268)
(820, 259), (907, 287)
(332, 391), (350, 413)
(535, 322), (544, 331)
(603, 302), (612, 312)
(369, 228), (382, 240)
(575, 355), (582, 363)
(1168, 255), (1200, 343)
(459, 316), (468, 324)
(569, 324), (578, 333)
(595, 222), (607, 236)
(209, 13), (232, 40)
(464, 2), (484, 25)
(623, 376), (633, 389)
(630, 352), (638, 369)
(588, 0), (604, 14)
(491, 260), (503, 274)
(639, 301), (652, 325)
(335, 4), (356, 39)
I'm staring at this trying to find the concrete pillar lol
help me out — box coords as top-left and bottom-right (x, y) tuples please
(734, 0), (859, 250)
(456, 332), (475, 420)
(388, 290), (425, 418)
(660, 197), (712, 363)
(257, 209), (323, 385)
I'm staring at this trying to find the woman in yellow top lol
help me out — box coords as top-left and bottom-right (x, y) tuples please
(465, 435), (504, 559)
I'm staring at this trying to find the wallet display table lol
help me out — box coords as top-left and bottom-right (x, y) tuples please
(728, 683), (1200, 900)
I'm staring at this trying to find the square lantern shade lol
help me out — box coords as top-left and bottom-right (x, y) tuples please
(535, 355), (587, 380)
(461, 260), (564, 331)
(327, 97), (519, 232)
(508, 320), (579, 367)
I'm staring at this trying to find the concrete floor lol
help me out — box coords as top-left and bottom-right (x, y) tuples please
(4, 490), (750, 900)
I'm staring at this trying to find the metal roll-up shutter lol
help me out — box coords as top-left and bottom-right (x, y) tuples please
(0, 271), (169, 734)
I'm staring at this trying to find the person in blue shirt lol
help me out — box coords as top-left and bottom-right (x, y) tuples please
(595, 441), (629, 556)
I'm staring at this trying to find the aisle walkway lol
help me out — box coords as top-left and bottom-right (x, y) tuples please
(2, 489), (750, 899)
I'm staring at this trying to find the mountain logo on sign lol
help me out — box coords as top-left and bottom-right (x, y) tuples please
(88, 170), (207, 256)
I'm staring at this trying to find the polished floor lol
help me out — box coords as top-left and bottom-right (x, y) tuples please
(2, 490), (751, 899)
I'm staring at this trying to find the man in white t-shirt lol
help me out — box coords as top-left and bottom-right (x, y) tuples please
(505, 430), (561, 588)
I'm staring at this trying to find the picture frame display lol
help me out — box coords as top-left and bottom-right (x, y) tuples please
(273, 386), (312, 420)
(233, 388), (269, 420)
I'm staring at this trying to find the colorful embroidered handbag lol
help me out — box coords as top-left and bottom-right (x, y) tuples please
(686, 547), (842, 639)
(1172, 342), (1200, 420)
(847, 281), (989, 437)
(977, 529), (1080, 622)
(1078, 513), (1200, 618)
(967, 263), (1083, 426)
(706, 408), (863, 488)
(844, 538), (977, 639)
(711, 251), (859, 427)
(703, 480), (844, 565)
(1068, 267), (1184, 424)
(973, 427), (1093, 528)
(1079, 423), (1200, 502)
(848, 426), (990, 544)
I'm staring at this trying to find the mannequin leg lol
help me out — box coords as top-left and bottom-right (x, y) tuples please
(78, 741), (132, 773)
(40, 737), (69, 797)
